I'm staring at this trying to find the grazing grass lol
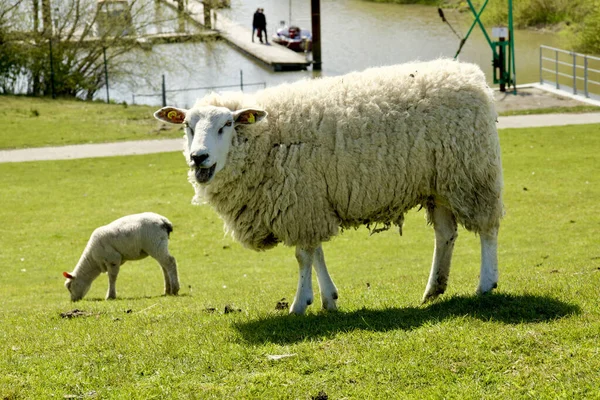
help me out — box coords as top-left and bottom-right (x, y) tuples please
(1, 123), (599, 398)
(0, 95), (181, 150)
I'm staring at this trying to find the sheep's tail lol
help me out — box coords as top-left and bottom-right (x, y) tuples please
(160, 218), (174, 238)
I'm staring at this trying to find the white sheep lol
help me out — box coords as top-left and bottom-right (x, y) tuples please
(154, 59), (503, 314)
(63, 212), (180, 301)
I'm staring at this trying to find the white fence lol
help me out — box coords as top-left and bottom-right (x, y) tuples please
(540, 45), (600, 100)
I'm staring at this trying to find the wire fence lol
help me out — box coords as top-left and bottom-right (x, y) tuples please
(132, 70), (267, 106)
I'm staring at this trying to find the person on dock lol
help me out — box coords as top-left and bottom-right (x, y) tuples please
(256, 8), (269, 44)
(252, 8), (261, 43)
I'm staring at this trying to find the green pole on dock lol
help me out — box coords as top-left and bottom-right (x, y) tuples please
(310, 0), (322, 70)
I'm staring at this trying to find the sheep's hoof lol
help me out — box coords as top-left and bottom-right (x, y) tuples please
(321, 295), (338, 311)
(421, 286), (445, 304)
(476, 282), (498, 295)
(289, 301), (309, 315)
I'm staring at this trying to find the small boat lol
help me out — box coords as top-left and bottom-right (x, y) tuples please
(273, 24), (312, 52)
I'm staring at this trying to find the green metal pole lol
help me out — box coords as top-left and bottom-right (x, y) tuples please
(508, 0), (516, 93)
(454, 0), (493, 59)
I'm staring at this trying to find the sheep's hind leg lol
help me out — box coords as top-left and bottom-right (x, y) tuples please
(477, 227), (499, 295)
(314, 245), (338, 311)
(422, 204), (458, 303)
(290, 246), (315, 315)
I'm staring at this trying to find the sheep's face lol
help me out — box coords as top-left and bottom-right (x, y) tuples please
(154, 105), (267, 184)
(63, 272), (91, 301)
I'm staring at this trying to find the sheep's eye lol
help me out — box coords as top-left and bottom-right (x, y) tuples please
(225, 120), (232, 127)
(184, 122), (194, 136)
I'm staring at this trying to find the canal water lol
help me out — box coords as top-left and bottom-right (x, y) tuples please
(108, 0), (561, 107)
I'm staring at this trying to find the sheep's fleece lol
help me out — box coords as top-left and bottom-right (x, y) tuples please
(155, 59), (503, 313)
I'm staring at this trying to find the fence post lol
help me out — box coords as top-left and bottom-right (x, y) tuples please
(162, 74), (166, 107)
(539, 46), (542, 85)
(103, 47), (110, 103)
(555, 50), (559, 90)
(584, 56), (589, 98)
(573, 53), (577, 95)
(240, 70), (244, 92)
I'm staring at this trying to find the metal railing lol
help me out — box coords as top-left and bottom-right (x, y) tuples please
(540, 45), (600, 99)
(132, 70), (267, 106)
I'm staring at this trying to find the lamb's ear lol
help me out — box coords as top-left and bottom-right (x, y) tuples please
(63, 271), (75, 280)
(154, 107), (187, 124)
(233, 109), (268, 125)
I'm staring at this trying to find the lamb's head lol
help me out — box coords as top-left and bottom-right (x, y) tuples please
(63, 271), (91, 301)
(154, 105), (267, 184)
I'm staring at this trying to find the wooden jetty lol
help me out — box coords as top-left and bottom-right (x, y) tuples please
(158, 0), (311, 71)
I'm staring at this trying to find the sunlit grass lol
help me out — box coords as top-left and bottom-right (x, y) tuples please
(0, 95), (180, 149)
(0, 124), (599, 398)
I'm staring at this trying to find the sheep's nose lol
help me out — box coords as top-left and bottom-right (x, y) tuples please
(191, 152), (209, 167)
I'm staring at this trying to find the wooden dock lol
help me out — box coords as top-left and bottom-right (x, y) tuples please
(158, 0), (311, 71)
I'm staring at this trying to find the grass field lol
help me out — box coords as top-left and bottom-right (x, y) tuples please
(1, 95), (598, 150)
(1, 102), (599, 398)
(0, 96), (181, 150)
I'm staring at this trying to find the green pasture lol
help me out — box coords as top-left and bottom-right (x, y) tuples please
(0, 96), (180, 150)
(1, 95), (599, 150)
(1, 121), (599, 398)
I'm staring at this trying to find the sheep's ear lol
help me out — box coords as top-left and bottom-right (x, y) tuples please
(63, 271), (75, 280)
(154, 107), (187, 124)
(233, 109), (267, 125)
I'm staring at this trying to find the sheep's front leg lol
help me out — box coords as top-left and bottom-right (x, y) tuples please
(290, 246), (315, 315)
(477, 227), (499, 294)
(422, 204), (458, 303)
(313, 245), (338, 311)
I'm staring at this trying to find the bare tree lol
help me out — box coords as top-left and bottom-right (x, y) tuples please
(1, 0), (193, 99)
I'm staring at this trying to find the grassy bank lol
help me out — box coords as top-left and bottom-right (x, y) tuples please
(1, 122), (599, 398)
(0, 96), (181, 150)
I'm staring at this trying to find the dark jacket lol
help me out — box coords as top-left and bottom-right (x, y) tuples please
(255, 12), (266, 29)
(252, 11), (261, 28)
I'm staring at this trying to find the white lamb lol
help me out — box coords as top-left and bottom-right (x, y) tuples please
(63, 212), (180, 301)
(154, 59), (503, 314)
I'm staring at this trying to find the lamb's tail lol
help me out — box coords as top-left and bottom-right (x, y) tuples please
(161, 218), (174, 238)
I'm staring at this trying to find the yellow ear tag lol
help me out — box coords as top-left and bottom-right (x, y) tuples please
(247, 113), (255, 124)
(167, 110), (178, 120)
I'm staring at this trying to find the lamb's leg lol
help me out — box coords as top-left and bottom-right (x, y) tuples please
(477, 227), (499, 294)
(422, 204), (458, 303)
(158, 254), (179, 296)
(313, 245), (338, 311)
(106, 255), (122, 300)
(290, 246), (315, 315)
(151, 240), (180, 296)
